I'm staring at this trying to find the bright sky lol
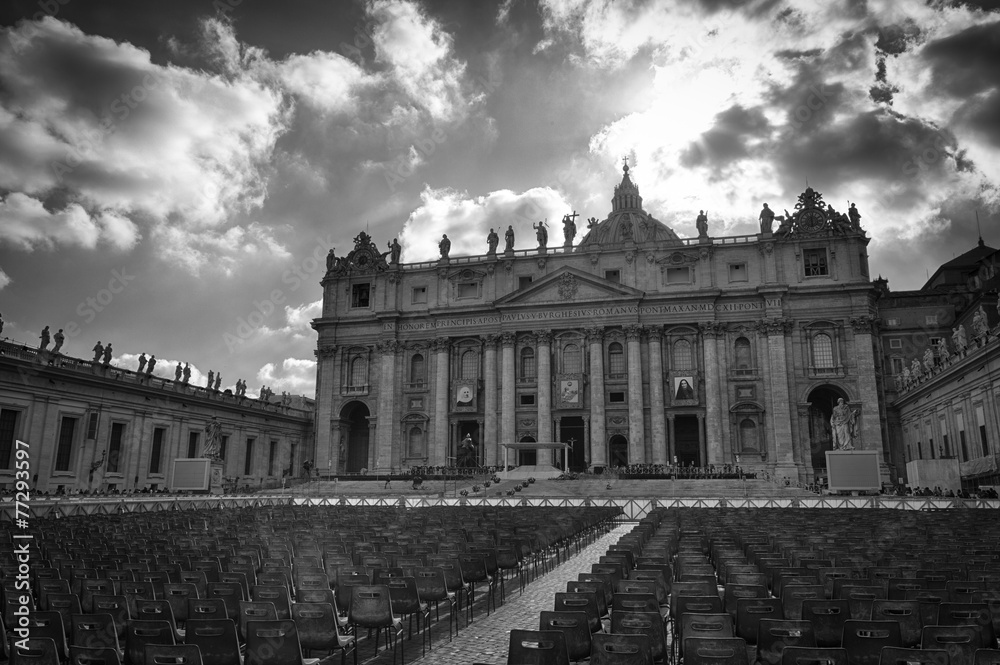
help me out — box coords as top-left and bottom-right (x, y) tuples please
(0, 0), (998, 397)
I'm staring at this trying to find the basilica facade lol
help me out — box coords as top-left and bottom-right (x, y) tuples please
(313, 165), (886, 484)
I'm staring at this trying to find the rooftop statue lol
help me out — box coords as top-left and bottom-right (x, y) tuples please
(696, 210), (709, 239)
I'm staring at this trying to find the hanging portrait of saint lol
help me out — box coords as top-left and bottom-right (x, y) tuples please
(560, 379), (580, 405)
(674, 376), (696, 401)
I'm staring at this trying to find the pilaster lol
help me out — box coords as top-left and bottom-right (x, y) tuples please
(482, 334), (499, 466)
(647, 327), (667, 464)
(432, 337), (450, 466)
(587, 327), (607, 468)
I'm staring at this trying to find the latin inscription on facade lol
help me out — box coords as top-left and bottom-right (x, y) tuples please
(382, 298), (782, 331)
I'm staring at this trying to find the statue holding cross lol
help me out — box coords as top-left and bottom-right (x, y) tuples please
(563, 211), (579, 246)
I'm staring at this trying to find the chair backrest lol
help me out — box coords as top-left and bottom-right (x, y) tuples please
(68, 645), (123, 665)
(25, 611), (67, 658)
(590, 633), (653, 665)
(143, 644), (203, 665)
(783, 585), (827, 621)
(70, 613), (120, 652)
(682, 637), (749, 665)
(540, 611), (592, 662)
(974, 649), (1000, 665)
(12, 637), (61, 665)
(920, 625), (982, 665)
(838, 585), (887, 621)
(878, 647), (949, 665)
(841, 620), (903, 665)
(244, 620), (306, 665)
(937, 603), (996, 648)
(871, 600), (924, 648)
(554, 592), (601, 634)
(184, 619), (241, 665)
(508, 629), (571, 665)
(611, 592), (660, 617)
(348, 585), (396, 629)
(567, 581), (609, 617)
(757, 620), (816, 665)
(125, 619), (175, 665)
(291, 602), (348, 653)
(780, 646), (848, 665)
(237, 601), (277, 643)
(736, 598), (784, 644)
(250, 585), (291, 620)
(186, 597), (228, 621)
(611, 611), (668, 662)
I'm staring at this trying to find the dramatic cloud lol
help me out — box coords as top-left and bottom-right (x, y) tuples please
(0, 193), (139, 251)
(398, 186), (572, 261)
(0, 267), (10, 291)
(256, 358), (317, 395)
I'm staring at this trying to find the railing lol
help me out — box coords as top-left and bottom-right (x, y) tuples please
(0, 340), (311, 418)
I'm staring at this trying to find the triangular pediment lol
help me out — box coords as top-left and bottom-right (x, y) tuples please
(494, 267), (645, 307)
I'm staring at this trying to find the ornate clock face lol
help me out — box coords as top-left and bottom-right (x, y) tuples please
(797, 209), (826, 232)
(356, 251), (370, 267)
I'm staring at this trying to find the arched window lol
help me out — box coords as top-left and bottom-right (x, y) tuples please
(461, 349), (478, 379)
(740, 418), (758, 451)
(734, 337), (752, 369)
(409, 354), (425, 386)
(673, 339), (693, 370)
(812, 333), (834, 369)
(350, 356), (367, 388)
(608, 342), (625, 376)
(520, 347), (536, 378)
(408, 426), (424, 456)
(563, 343), (581, 374)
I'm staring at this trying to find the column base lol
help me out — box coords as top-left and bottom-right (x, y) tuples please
(209, 461), (224, 495)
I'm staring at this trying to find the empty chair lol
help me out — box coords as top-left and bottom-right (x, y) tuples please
(142, 644), (203, 665)
(206, 582), (243, 621)
(348, 585), (404, 665)
(735, 597), (783, 645)
(567, 581), (609, 619)
(555, 592), (603, 634)
(124, 619), (175, 665)
(244, 619), (320, 665)
(68, 646), (123, 665)
(784, 586), (827, 621)
(839, 585), (887, 621)
(757, 619), (817, 665)
(412, 567), (459, 641)
(613, 593), (662, 620)
(921, 625), (983, 665)
(680, 613), (736, 662)
(803, 598), (851, 648)
(508, 629), (571, 665)
(872, 600), (924, 648)
(183, 619), (240, 665)
(236, 600), (277, 643)
(878, 647), (949, 665)
(48, 593), (82, 637)
(250, 585), (291, 620)
(69, 613), (120, 653)
(11, 638), (61, 665)
(682, 637), (750, 665)
(937, 603), (996, 648)
(724, 584), (768, 619)
(291, 602), (355, 663)
(185, 598), (228, 622)
(590, 633), (653, 665)
(161, 583), (197, 628)
(540, 611), (592, 663)
(612, 611), (669, 663)
(781, 647), (849, 665)
(384, 577), (431, 654)
(23, 612), (67, 663)
(841, 620), (903, 665)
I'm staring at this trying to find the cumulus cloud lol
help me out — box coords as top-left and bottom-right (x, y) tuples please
(256, 358), (317, 395)
(398, 186), (572, 262)
(0, 268), (10, 291)
(0, 193), (139, 251)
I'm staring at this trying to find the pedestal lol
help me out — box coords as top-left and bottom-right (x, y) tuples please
(209, 461), (224, 495)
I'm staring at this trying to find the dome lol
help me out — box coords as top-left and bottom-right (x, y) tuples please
(576, 160), (682, 250)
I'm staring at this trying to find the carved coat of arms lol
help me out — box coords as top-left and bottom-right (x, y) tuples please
(558, 273), (578, 300)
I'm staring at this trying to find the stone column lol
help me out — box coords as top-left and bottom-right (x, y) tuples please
(587, 328), (607, 469)
(476, 418), (485, 466)
(314, 345), (338, 473)
(666, 413), (676, 464)
(483, 334), (499, 466)
(582, 415), (591, 468)
(375, 340), (398, 473)
(850, 316), (889, 476)
(625, 325), (645, 464)
(647, 327), (667, 464)
(697, 413), (708, 465)
(554, 418), (562, 468)
(432, 337), (450, 467)
(500, 333), (516, 466)
(700, 323), (725, 465)
(760, 318), (797, 480)
(536, 330), (553, 461)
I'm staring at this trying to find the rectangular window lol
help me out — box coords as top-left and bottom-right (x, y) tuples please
(917, 441), (922, 460)
(107, 423), (125, 474)
(187, 431), (199, 458)
(925, 315), (938, 325)
(351, 283), (371, 308)
(518, 276), (533, 289)
(519, 394), (535, 406)
(149, 427), (165, 475)
(890, 358), (904, 375)
(268, 440), (277, 476)
(411, 286), (427, 304)
(457, 282), (479, 299)
(665, 267), (691, 284)
(728, 263), (748, 282)
(609, 391), (626, 403)
(804, 249), (828, 276)
(929, 437), (935, 459)
(889, 339), (902, 349)
(958, 411), (968, 461)
(55, 416), (77, 471)
(0, 409), (18, 469)
(219, 435), (229, 462)
(245, 438), (255, 475)
(943, 434), (950, 457)
(976, 404), (989, 457)
(860, 253), (869, 278)
(605, 270), (620, 283)
(86, 411), (100, 440)
(885, 318), (899, 327)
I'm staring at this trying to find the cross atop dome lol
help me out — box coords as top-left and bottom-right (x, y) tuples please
(613, 155), (641, 212)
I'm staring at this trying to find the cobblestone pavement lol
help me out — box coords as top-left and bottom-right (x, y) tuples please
(349, 523), (633, 665)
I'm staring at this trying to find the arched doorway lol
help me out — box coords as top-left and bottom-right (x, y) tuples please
(806, 385), (849, 472)
(341, 401), (370, 473)
(609, 435), (628, 467)
(517, 436), (536, 466)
